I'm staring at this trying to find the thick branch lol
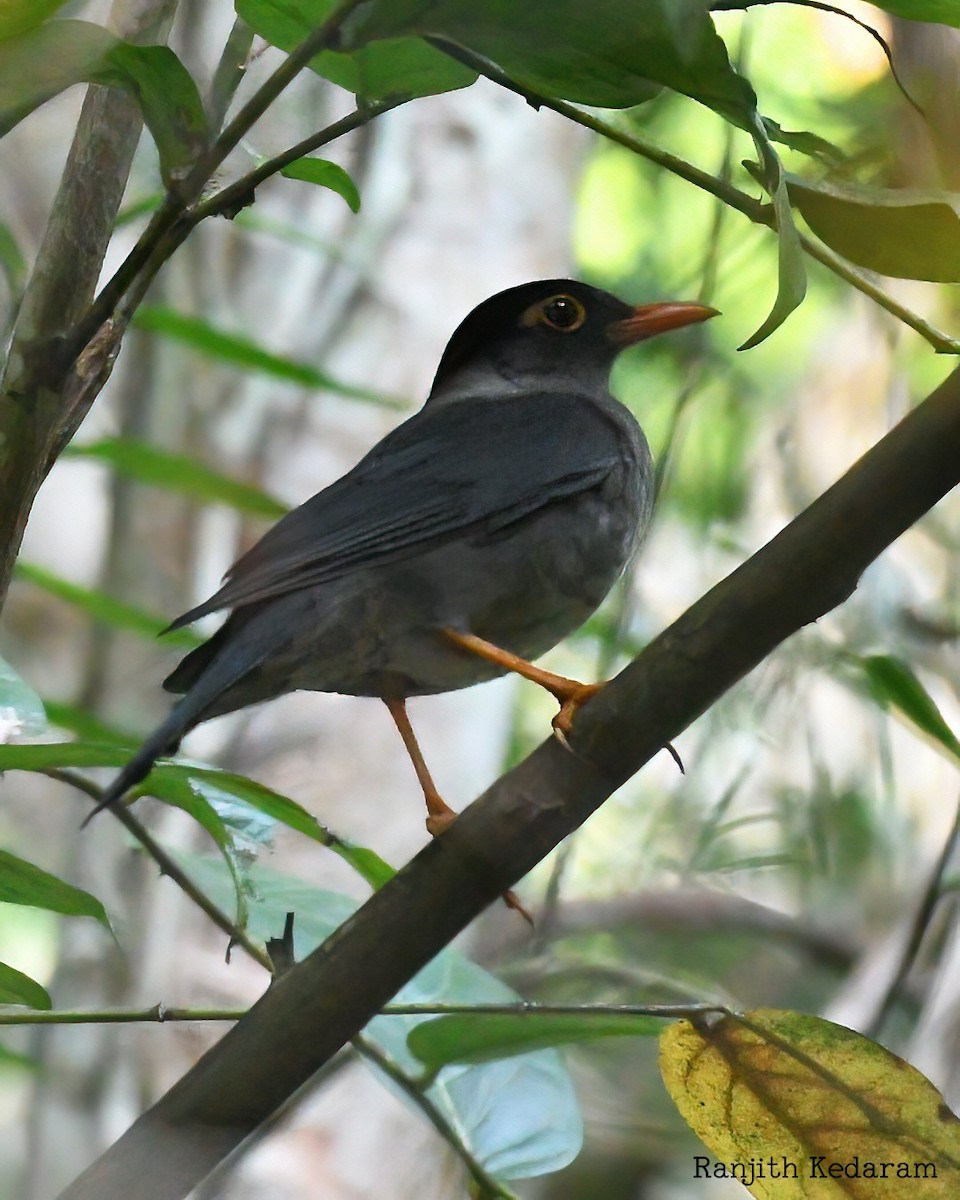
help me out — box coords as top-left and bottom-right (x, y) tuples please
(58, 363), (960, 1199)
(0, 0), (178, 605)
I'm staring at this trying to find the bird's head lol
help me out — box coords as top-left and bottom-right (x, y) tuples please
(428, 279), (718, 400)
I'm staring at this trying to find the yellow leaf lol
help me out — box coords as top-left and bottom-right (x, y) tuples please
(659, 1009), (960, 1198)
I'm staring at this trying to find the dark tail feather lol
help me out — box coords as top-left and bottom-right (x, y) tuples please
(82, 640), (267, 828)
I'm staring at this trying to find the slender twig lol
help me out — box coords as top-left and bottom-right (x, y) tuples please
(0, 999), (725, 1026)
(0, 1007), (247, 1026)
(193, 97), (408, 222)
(71, 0), (369, 355)
(798, 232), (960, 353)
(42, 768), (273, 972)
(871, 795), (960, 1035)
(354, 1035), (522, 1200)
(207, 17), (256, 132)
(428, 38), (960, 356)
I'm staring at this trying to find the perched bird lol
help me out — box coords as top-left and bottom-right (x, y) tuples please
(89, 280), (716, 835)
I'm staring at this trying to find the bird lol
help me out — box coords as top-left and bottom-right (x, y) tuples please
(88, 280), (716, 842)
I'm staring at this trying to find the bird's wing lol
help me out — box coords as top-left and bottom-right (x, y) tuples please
(166, 392), (628, 629)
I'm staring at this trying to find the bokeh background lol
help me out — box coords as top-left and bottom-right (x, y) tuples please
(1, 2), (959, 1197)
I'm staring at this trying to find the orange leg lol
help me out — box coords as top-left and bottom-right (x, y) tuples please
(443, 629), (685, 772)
(383, 697), (533, 925)
(384, 697), (456, 837)
(443, 629), (603, 738)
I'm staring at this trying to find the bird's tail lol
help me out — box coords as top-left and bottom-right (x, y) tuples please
(82, 640), (267, 828)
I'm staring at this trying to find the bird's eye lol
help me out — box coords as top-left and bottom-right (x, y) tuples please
(540, 294), (586, 331)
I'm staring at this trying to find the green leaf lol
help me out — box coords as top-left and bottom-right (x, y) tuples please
(66, 437), (289, 519)
(281, 157), (361, 211)
(0, 741), (394, 892)
(859, 654), (960, 763)
(182, 852), (583, 1180)
(0, 849), (110, 928)
(0, 0), (70, 41)
(0, 219), (26, 297)
(132, 306), (395, 403)
(738, 120), (806, 350)
(408, 1010), (664, 1072)
(133, 772), (251, 932)
(787, 175), (960, 283)
(43, 701), (139, 748)
(0, 22), (208, 181)
(0, 961), (51, 1010)
(0, 20), (116, 134)
(349, 0), (805, 345)
(236, 0), (476, 98)
(95, 42), (209, 181)
(350, 0), (754, 123)
(13, 562), (202, 650)
(0, 656), (47, 739)
(712, 1), (960, 29)
(825, 2), (960, 28)
(0, 1042), (38, 1069)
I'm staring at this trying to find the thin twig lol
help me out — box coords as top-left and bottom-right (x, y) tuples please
(42, 768), (273, 971)
(0, 1006), (247, 1025)
(354, 1035), (522, 1200)
(193, 97), (408, 222)
(71, 0), (370, 354)
(872, 795), (960, 1035)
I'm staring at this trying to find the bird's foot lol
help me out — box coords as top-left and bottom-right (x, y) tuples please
(551, 680), (604, 740)
(424, 805), (533, 926)
(443, 629), (604, 742)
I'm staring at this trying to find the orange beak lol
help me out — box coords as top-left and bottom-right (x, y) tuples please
(607, 301), (719, 346)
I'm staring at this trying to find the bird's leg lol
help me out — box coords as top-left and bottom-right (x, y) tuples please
(383, 697), (456, 836)
(383, 696), (533, 925)
(442, 629), (602, 738)
(443, 629), (685, 772)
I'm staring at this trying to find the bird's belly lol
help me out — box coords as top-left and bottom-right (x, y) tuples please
(288, 480), (646, 698)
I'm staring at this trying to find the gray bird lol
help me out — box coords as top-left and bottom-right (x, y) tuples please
(90, 280), (716, 833)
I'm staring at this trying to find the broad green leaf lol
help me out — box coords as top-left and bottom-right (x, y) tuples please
(281, 157), (361, 211)
(13, 562), (202, 650)
(859, 654), (960, 763)
(236, 0), (476, 98)
(0, 961), (51, 1010)
(0, 849), (110, 928)
(0, 741), (393, 891)
(132, 306), (395, 403)
(661, 1009), (960, 1198)
(0, 656), (47, 739)
(96, 42), (209, 180)
(66, 437), (288, 519)
(351, 0), (752, 122)
(133, 772), (251, 932)
(184, 852), (583, 1180)
(0, 20), (116, 135)
(0, 22), (208, 181)
(788, 175), (960, 283)
(409, 1010), (664, 1072)
(350, 1), (803, 344)
(0, 0), (70, 41)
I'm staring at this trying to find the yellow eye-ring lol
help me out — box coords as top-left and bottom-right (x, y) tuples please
(522, 293), (587, 332)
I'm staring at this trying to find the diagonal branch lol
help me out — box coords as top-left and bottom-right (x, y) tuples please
(57, 356), (960, 1199)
